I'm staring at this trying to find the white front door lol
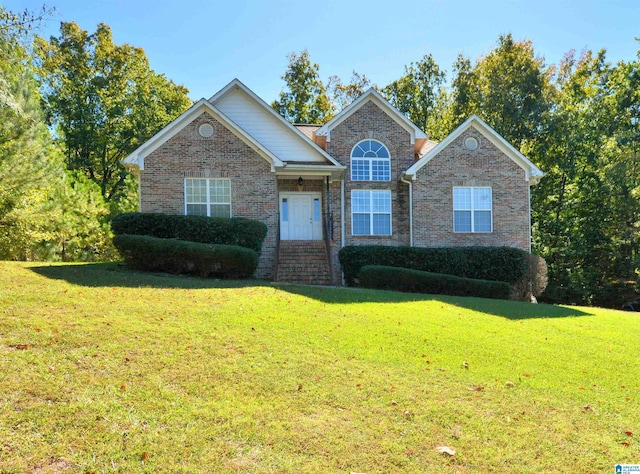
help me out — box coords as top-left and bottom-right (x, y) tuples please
(280, 193), (322, 240)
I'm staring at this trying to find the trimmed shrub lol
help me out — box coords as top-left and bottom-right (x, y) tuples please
(339, 245), (530, 286)
(113, 234), (259, 279)
(359, 265), (513, 300)
(111, 213), (267, 253)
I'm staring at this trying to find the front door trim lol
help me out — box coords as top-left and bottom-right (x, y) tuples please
(279, 192), (322, 240)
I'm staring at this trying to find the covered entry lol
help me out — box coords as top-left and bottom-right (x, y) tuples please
(279, 192), (322, 240)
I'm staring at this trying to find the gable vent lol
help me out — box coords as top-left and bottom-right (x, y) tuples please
(199, 123), (214, 138)
(464, 137), (479, 151)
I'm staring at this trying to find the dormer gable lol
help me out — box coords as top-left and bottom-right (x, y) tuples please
(404, 114), (544, 185)
(315, 89), (428, 153)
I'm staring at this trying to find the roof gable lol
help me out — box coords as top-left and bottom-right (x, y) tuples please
(404, 114), (544, 185)
(122, 99), (284, 171)
(315, 88), (428, 145)
(209, 79), (343, 167)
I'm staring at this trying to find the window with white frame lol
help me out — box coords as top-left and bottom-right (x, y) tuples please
(453, 187), (492, 232)
(351, 140), (391, 181)
(352, 190), (391, 235)
(185, 178), (231, 218)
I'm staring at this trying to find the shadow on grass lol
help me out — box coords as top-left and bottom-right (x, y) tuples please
(273, 283), (593, 320)
(30, 263), (591, 320)
(29, 263), (270, 290)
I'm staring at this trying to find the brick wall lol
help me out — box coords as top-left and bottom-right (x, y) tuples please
(137, 104), (532, 284)
(140, 113), (278, 279)
(325, 100), (415, 282)
(326, 101), (414, 244)
(412, 127), (531, 252)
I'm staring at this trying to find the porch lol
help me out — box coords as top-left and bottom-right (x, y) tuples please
(273, 177), (337, 285)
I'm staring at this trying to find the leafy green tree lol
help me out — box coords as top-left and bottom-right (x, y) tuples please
(449, 54), (476, 128)
(596, 51), (640, 284)
(381, 54), (446, 136)
(1, 11), (140, 262)
(327, 70), (371, 112)
(445, 35), (640, 305)
(272, 50), (332, 123)
(530, 48), (640, 304)
(0, 6), (62, 259)
(529, 50), (605, 302)
(35, 22), (191, 204)
(450, 34), (553, 148)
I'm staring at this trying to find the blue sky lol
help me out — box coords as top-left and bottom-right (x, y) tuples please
(9, 0), (640, 102)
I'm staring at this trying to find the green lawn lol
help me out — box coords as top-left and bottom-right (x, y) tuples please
(1, 261), (638, 473)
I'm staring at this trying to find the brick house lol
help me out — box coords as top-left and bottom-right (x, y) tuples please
(123, 79), (543, 285)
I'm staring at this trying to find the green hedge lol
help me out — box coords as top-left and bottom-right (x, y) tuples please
(339, 245), (529, 286)
(359, 265), (513, 300)
(111, 213), (267, 253)
(113, 234), (259, 279)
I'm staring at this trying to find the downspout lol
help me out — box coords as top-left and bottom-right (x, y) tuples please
(400, 174), (413, 247)
(324, 176), (333, 284)
(528, 182), (532, 254)
(137, 171), (142, 211)
(341, 176), (345, 285)
(326, 176), (331, 238)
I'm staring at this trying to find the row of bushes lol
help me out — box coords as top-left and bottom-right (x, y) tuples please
(359, 265), (513, 300)
(339, 245), (528, 284)
(113, 235), (259, 278)
(111, 212), (547, 297)
(339, 245), (547, 300)
(112, 213), (268, 253)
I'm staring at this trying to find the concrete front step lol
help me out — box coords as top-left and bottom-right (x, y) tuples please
(276, 240), (331, 285)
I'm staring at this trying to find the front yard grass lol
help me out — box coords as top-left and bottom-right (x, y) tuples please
(1, 261), (638, 472)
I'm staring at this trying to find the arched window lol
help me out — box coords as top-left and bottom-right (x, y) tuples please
(351, 140), (390, 181)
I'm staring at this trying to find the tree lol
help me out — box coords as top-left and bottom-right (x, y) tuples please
(39, 171), (117, 261)
(528, 47), (640, 304)
(0, 5), (54, 33)
(327, 71), (371, 112)
(381, 54), (446, 137)
(35, 22), (191, 205)
(449, 34), (553, 148)
(449, 54), (476, 129)
(445, 35), (639, 304)
(272, 50), (332, 123)
(603, 50), (640, 280)
(0, 6), (62, 259)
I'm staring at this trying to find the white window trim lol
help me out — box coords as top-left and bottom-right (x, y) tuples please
(184, 178), (232, 218)
(351, 189), (392, 236)
(453, 186), (492, 233)
(350, 139), (391, 182)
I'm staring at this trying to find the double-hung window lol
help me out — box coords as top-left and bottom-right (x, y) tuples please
(351, 140), (390, 181)
(453, 187), (492, 232)
(185, 178), (231, 218)
(352, 190), (391, 235)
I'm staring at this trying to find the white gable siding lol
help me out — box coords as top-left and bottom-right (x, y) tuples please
(213, 89), (327, 163)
